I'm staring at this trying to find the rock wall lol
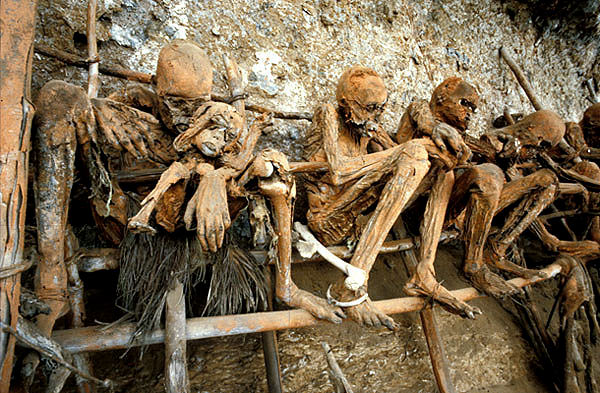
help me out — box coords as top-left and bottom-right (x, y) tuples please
(34, 0), (600, 162)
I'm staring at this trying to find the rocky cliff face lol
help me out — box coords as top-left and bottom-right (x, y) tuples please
(34, 0), (599, 161)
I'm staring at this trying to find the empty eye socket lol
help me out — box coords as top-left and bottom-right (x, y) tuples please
(460, 98), (477, 112)
(366, 102), (386, 113)
(539, 140), (552, 149)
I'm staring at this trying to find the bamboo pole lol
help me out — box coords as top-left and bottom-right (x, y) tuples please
(51, 262), (562, 354)
(0, 1), (38, 390)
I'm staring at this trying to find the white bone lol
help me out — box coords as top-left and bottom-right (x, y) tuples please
(294, 222), (367, 291)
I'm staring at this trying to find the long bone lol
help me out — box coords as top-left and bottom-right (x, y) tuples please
(294, 222), (367, 292)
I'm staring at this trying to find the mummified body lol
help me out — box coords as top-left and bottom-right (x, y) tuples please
(32, 39), (343, 345)
(303, 67), (481, 328)
(396, 79), (569, 304)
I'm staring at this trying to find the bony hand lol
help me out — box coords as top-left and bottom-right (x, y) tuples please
(184, 169), (231, 252)
(431, 122), (471, 163)
(483, 130), (521, 160)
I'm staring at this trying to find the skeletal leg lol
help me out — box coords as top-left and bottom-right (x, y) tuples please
(448, 164), (522, 297)
(530, 220), (600, 261)
(259, 169), (345, 324)
(33, 81), (92, 337)
(338, 140), (430, 328)
(405, 168), (481, 318)
(488, 169), (558, 278)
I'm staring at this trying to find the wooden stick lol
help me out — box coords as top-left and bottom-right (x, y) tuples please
(66, 238), (97, 393)
(393, 218), (457, 393)
(0, 1), (37, 390)
(538, 209), (581, 221)
(164, 280), (189, 393)
(0, 317), (111, 388)
(115, 161), (329, 185)
(33, 45), (312, 120)
(499, 47), (581, 162)
(86, 0), (99, 98)
(260, 267), (283, 393)
(51, 262), (562, 353)
(35, 43), (154, 83)
(321, 342), (354, 393)
(499, 47), (543, 111)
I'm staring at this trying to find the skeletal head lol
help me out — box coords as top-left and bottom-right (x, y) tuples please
(336, 66), (387, 135)
(580, 103), (600, 146)
(173, 102), (244, 157)
(155, 40), (213, 100)
(249, 196), (271, 249)
(430, 77), (479, 132)
(502, 110), (565, 159)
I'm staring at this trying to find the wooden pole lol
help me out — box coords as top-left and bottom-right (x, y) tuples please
(321, 342), (354, 393)
(86, 0), (100, 98)
(393, 218), (457, 393)
(499, 46), (580, 161)
(0, 0), (37, 390)
(164, 280), (189, 393)
(51, 262), (562, 354)
(260, 267), (283, 393)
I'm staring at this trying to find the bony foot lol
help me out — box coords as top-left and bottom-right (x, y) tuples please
(288, 288), (346, 324)
(466, 264), (522, 299)
(332, 285), (397, 330)
(404, 276), (481, 319)
(485, 244), (547, 280)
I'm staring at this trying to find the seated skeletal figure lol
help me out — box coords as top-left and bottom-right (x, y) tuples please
(303, 67), (474, 329)
(530, 102), (600, 259)
(398, 78), (564, 302)
(32, 39), (345, 347)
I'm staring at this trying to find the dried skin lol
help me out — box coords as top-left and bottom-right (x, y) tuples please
(306, 69), (437, 327)
(581, 103), (600, 147)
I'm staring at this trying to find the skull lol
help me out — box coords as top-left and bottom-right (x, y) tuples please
(336, 66), (388, 136)
(248, 196), (272, 249)
(173, 102), (244, 157)
(155, 40), (213, 100)
(430, 77), (479, 132)
(503, 109), (565, 159)
(580, 103), (600, 147)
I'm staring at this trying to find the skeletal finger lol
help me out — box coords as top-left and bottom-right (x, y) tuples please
(206, 222), (218, 253)
(222, 210), (231, 231)
(334, 308), (346, 319)
(432, 134), (446, 151)
(101, 124), (121, 151)
(115, 129), (139, 158)
(197, 218), (208, 251)
(214, 215), (225, 249)
(184, 191), (199, 229)
(129, 129), (148, 158)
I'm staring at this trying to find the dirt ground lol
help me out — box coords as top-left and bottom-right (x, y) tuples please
(29, 244), (557, 393)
